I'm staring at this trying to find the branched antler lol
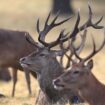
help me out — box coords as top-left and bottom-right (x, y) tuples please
(59, 4), (103, 42)
(59, 29), (87, 69)
(25, 4), (104, 61)
(72, 27), (105, 63)
(37, 11), (72, 48)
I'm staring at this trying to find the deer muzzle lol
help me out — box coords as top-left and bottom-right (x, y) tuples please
(19, 57), (30, 68)
(53, 79), (65, 90)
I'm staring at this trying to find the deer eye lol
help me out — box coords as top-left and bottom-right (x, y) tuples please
(73, 71), (80, 74)
(40, 54), (45, 57)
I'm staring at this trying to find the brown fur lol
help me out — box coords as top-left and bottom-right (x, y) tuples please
(0, 29), (37, 97)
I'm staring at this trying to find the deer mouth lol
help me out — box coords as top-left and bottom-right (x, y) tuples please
(21, 63), (29, 68)
(20, 61), (31, 68)
(54, 84), (65, 90)
(53, 80), (65, 90)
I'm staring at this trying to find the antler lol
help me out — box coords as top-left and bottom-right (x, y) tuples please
(37, 11), (72, 48)
(72, 27), (105, 62)
(76, 29), (87, 54)
(26, 3), (103, 58)
(25, 32), (41, 48)
(59, 29), (87, 69)
(59, 39), (72, 68)
(59, 4), (103, 42)
(71, 4), (103, 38)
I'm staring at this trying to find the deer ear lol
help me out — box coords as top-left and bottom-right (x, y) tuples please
(86, 59), (93, 71)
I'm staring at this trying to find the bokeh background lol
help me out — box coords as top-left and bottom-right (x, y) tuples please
(0, 0), (105, 105)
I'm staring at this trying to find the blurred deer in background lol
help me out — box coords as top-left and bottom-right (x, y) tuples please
(53, 25), (105, 105)
(0, 68), (11, 82)
(0, 29), (37, 97)
(0, 68), (11, 98)
(20, 4), (103, 105)
(0, 67), (11, 98)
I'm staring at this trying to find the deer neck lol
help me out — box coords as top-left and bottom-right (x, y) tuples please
(41, 59), (63, 84)
(78, 73), (105, 105)
(38, 58), (63, 89)
(38, 58), (66, 102)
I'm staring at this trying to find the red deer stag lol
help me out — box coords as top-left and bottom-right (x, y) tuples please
(0, 29), (37, 97)
(53, 27), (105, 105)
(20, 4), (103, 105)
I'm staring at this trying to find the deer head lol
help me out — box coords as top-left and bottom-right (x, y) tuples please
(20, 12), (72, 76)
(53, 27), (105, 91)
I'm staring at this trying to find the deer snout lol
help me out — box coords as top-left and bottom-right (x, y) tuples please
(53, 79), (60, 86)
(19, 57), (29, 68)
(53, 78), (65, 90)
(20, 57), (26, 63)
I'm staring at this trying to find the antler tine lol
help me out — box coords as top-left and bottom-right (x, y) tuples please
(88, 4), (103, 29)
(88, 3), (92, 20)
(72, 27), (105, 63)
(50, 11), (61, 27)
(59, 39), (65, 66)
(37, 12), (51, 34)
(82, 34), (96, 62)
(37, 11), (72, 47)
(76, 28), (87, 55)
(95, 16), (103, 26)
(36, 18), (40, 34)
(25, 33), (40, 48)
(48, 30), (70, 48)
(59, 28), (87, 69)
(70, 9), (80, 39)
(57, 9), (82, 43)
(79, 4), (103, 31)
(45, 11), (51, 27)
(60, 55), (63, 67)
(59, 34), (71, 68)
(62, 8), (82, 40)
(65, 4), (103, 41)
(65, 53), (73, 69)
(59, 38), (73, 69)
(83, 28), (105, 62)
(71, 41), (82, 61)
(60, 30), (86, 69)
(51, 11), (72, 27)
(70, 28), (87, 62)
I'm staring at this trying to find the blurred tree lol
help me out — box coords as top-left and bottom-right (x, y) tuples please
(52, 0), (73, 15)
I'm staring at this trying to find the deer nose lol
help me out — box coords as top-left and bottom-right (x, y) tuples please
(53, 79), (60, 85)
(20, 57), (26, 63)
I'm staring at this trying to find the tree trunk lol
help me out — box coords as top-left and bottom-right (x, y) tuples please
(52, 0), (73, 16)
